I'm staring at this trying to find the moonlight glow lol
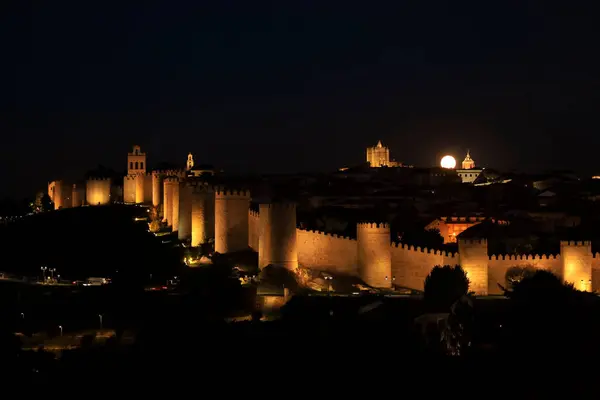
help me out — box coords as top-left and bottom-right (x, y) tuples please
(440, 155), (456, 169)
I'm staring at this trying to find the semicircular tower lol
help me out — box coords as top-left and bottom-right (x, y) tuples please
(215, 188), (251, 254)
(357, 222), (392, 288)
(191, 183), (215, 247)
(258, 202), (298, 271)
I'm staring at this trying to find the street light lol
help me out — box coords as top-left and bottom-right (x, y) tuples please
(99, 314), (103, 329)
(20, 313), (24, 319)
(40, 266), (47, 282)
(385, 275), (396, 290)
(324, 275), (333, 295)
(58, 325), (63, 336)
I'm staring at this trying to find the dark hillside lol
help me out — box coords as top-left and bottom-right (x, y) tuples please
(0, 205), (181, 281)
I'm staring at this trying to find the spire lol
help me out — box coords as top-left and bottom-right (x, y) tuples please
(377, 140), (383, 148)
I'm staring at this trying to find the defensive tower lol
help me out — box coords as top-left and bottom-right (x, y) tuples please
(178, 181), (192, 241)
(357, 222), (392, 288)
(214, 188), (251, 254)
(191, 183), (215, 247)
(86, 177), (111, 206)
(163, 177), (179, 227)
(561, 240), (593, 291)
(258, 202), (298, 270)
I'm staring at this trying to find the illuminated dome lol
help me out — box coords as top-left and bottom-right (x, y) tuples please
(440, 155), (456, 169)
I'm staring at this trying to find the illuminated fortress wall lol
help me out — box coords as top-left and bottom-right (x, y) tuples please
(249, 209), (259, 250)
(86, 178), (111, 206)
(296, 229), (357, 276)
(214, 189), (250, 254)
(391, 243), (458, 291)
(487, 253), (562, 295)
(233, 204), (600, 294)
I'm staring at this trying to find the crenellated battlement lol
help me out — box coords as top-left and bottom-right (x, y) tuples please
(215, 188), (251, 198)
(458, 238), (487, 245)
(296, 227), (355, 241)
(164, 176), (180, 183)
(488, 253), (560, 261)
(249, 209), (259, 219)
(153, 169), (185, 177)
(260, 203), (296, 209)
(560, 240), (591, 247)
(357, 222), (389, 230)
(391, 242), (456, 258)
(87, 177), (111, 182)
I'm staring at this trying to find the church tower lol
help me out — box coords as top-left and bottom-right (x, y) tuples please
(186, 152), (194, 171)
(461, 150), (475, 170)
(367, 140), (390, 167)
(128, 145), (146, 175)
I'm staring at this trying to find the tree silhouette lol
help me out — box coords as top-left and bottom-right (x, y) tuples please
(504, 265), (537, 289)
(424, 265), (470, 312)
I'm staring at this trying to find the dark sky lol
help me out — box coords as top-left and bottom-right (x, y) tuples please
(1, 1), (599, 197)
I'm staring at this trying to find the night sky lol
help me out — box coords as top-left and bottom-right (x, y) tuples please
(1, 2), (599, 198)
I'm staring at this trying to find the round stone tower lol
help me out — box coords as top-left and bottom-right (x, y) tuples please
(191, 183), (215, 247)
(258, 202), (298, 270)
(560, 240), (593, 291)
(178, 181), (192, 241)
(357, 222), (392, 288)
(163, 177), (178, 227)
(152, 171), (162, 207)
(135, 173), (145, 204)
(215, 188), (250, 254)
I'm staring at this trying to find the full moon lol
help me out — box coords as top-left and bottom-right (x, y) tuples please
(440, 155), (456, 169)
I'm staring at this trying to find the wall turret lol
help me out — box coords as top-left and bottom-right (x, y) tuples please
(561, 240), (592, 291)
(135, 173), (146, 204)
(191, 183), (215, 247)
(458, 238), (488, 295)
(258, 202), (298, 270)
(123, 175), (136, 204)
(214, 188), (251, 254)
(163, 177), (179, 227)
(178, 181), (192, 241)
(86, 177), (111, 206)
(151, 171), (163, 207)
(48, 180), (65, 210)
(357, 222), (392, 288)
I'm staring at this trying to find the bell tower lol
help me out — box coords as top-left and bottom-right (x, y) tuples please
(128, 145), (146, 175)
(461, 150), (475, 170)
(186, 152), (194, 171)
